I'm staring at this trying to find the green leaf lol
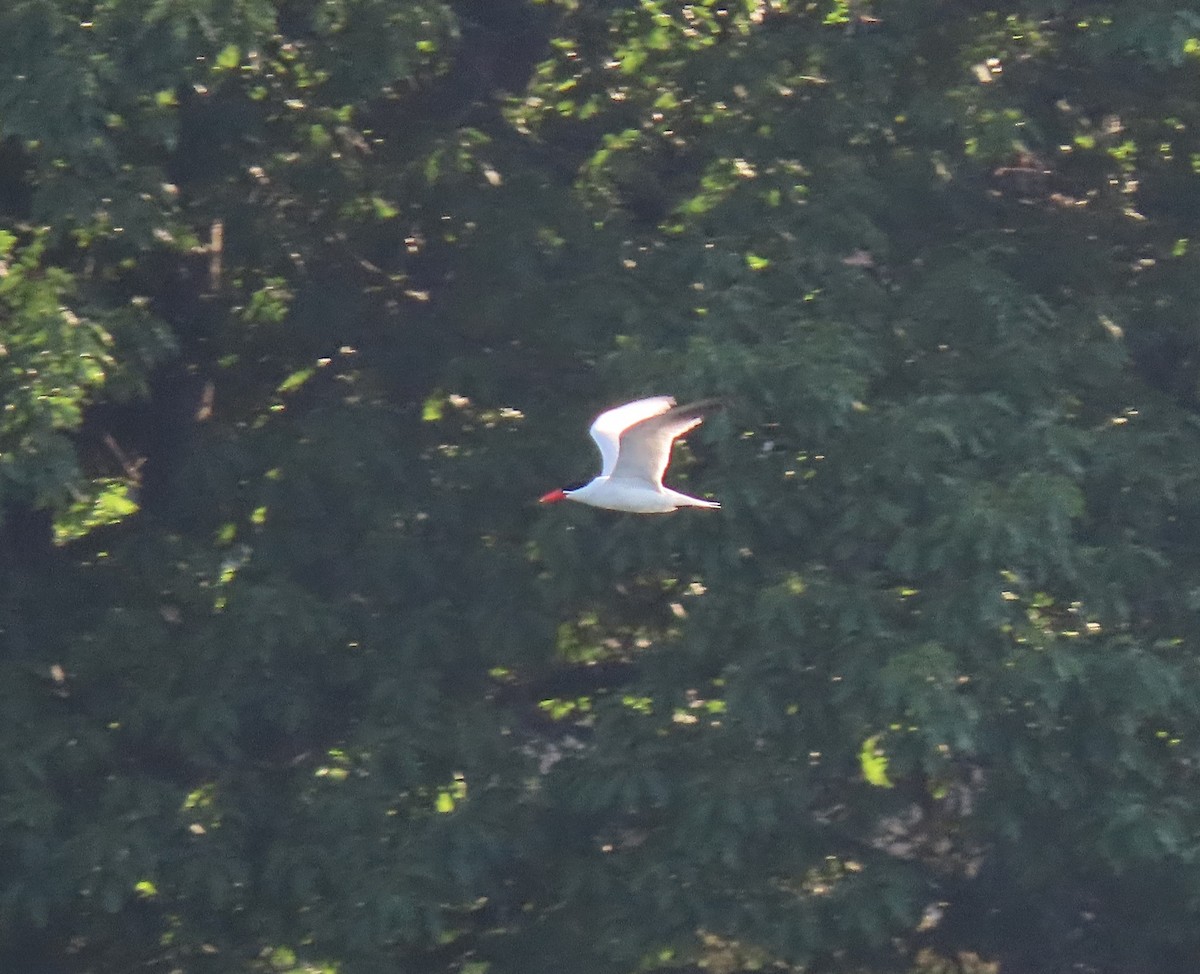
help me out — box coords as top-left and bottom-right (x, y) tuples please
(216, 43), (240, 70)
(860, 735), (894, 788)
(278, 367), (315, 394)
(422, 393), (445, 422)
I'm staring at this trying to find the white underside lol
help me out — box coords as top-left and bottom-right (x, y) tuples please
(565, 476), (720, 514)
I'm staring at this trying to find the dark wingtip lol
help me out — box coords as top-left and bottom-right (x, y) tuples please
(673, 397), (726, 417)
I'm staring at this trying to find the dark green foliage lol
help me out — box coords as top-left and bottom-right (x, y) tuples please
(4, 2), (1200, 973)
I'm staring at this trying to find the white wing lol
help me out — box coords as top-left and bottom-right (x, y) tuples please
(611, 400), (719, 487)
(589, 396), (675, 477)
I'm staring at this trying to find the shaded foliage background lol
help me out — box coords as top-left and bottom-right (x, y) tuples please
(4, 1), (1200, 973)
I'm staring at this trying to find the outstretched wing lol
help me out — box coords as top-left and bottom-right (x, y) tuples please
(589, 396), (676, 477)
(611, 399), (722, 487)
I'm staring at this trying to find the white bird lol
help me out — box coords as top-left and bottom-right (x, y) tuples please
(539, 396), (722, 513)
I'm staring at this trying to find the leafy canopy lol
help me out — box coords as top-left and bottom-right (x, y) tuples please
(4, 2), (1200, 974)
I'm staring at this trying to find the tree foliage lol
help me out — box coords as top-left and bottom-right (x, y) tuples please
(4, 2), (1200, 973)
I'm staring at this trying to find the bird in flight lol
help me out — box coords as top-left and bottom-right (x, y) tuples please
(539, 396), (722, 513)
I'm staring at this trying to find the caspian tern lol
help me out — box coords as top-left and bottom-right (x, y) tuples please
(539, 396), (721, 513)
